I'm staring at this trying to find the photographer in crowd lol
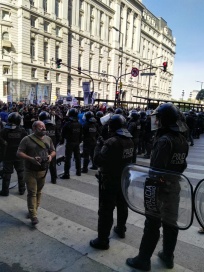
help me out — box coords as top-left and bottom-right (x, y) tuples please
(17, 121), (56, 225)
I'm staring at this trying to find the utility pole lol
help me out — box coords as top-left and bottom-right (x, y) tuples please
(112, 26), (124, 106)
(196, 81), (204, 90)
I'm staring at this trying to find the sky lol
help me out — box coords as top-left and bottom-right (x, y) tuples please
(142, 0), (204, 100)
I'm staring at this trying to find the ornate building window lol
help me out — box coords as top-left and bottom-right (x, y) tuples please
(44, 21), (49, 32)
(55, 45), (60, 60)
(3, 66), (10, 75)
(56, 26), (61, 37)
(31, 68), (37, 78)
(44, 70), (49, 80)
(2, 10), (10, 20)
(43, 0), (47, 12)
(2, 32), (9, 41)
(55, 0), (60, 17)
(30, 38), (35, 59)
(44, 42), (49, 62)
(30, 0), (35, 6)
(56, 73), (60, 82)
(31, 16), (37, 27)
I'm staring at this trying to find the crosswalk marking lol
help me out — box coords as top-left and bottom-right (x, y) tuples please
(0, 194), (194, 272)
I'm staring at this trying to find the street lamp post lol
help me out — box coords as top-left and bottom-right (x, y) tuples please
(196, 80), (204, 90)
(146, 55), (163, 100)
(182, 90), (185, 100)
(3, 54), (15, 100)
(112, 26), (124, 105)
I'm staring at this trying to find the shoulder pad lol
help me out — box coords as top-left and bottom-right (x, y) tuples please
(4, 124), (17, 129)
(43, 120), (53, 125)
(116, 128), (133, 138)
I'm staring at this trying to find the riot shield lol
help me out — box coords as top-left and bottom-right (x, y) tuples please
(121, 164), (194, 230)
(56, 143), (65, 165)
(194, 179), (204, 228)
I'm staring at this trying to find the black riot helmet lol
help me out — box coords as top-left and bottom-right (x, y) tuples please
(7, 112), (21, 126)
(68, 108), (78, 120)
(130, 110), (140, 121)
(39, 111), (52, 124)
(83, 111), (96, 123)
(152, 103), (182, 132)
(140, 111), (146, 118)
(115, 108), (123, 115)
(109, 114), (132, 137)
(96, 111), (104, 119)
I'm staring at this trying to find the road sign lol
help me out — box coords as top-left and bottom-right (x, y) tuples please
(131, 67), (139, 77)
(140, 72), (156, 76)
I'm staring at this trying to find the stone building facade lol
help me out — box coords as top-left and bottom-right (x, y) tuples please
(0, 0), (175, 104)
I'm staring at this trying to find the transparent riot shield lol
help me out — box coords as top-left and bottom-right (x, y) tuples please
(56, 143), (65, 165)
(194, 179), (204, 228)
(121, 164), (194, 230)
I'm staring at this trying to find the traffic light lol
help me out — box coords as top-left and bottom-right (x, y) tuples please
(56, 58), (62, 68)
(116, 91), (120, 100)
(78, 67), (81, 74)
(163, 61), (168, 72)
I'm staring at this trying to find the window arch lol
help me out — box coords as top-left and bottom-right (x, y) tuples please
(2, 32), (9, 40)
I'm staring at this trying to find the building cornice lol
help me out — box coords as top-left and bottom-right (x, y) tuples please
(21, 6), (69, 28)
(87, 0), (115, 15)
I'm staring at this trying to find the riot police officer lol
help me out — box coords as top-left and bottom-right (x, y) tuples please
(95, 111), (104, 136)
(39, 111), (58, 184)
(60, 108), (82, 179)
(138, 111), (147, 155)
(126, 103), (189, 271)
(90, 114), (134, 250)
(0, 112), (27, 196)
(81, 111), (98, 173)
(127, 110), (140, 163)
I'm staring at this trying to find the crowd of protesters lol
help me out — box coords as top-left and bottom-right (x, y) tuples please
(0, 100), (204, 160)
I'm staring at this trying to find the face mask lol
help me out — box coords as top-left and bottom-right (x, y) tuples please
(35, 128), (46, 136)
(151, 115), (159, 131)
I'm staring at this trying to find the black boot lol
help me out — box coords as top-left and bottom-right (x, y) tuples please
(90, 238), (109, 250)
(1, 177), (10, 196)
(81, 168), (88, 173)
(18, 183), (26, 195)
(60, 174), (70, 179)
(76, 170), (81, 176)
(126, 256), (151, 271)
(0, 190), (9, 196)
(113, 226), (126, 238)
(158, 251), (174, 269)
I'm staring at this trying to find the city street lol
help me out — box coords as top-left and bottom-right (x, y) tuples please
(0, 135), (204, 272)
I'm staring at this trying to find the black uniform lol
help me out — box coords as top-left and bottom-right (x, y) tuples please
(138, 114), (147, 154)
(82, 121), (97, 172)
(44, 121), (58, 183)
(93, 132), (134, 243)
(143, 115), (154, 158)
(0, 125), (27, 195)
(137, 128), (189, 265)
(127, 118), (140, 163)
(186, 112), (196, 146)
(61, 118), (82, 176)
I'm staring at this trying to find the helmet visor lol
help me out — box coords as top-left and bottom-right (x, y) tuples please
(151, 115), (159, 131)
